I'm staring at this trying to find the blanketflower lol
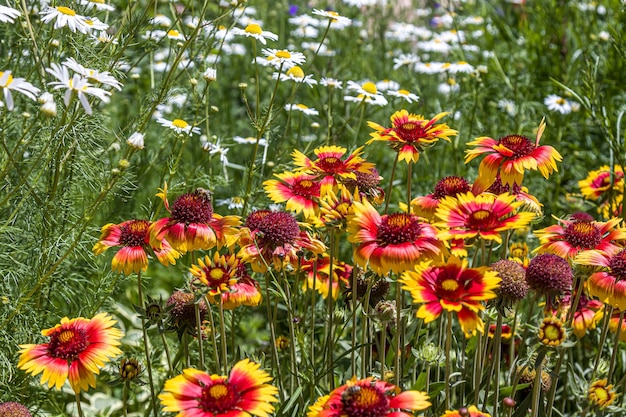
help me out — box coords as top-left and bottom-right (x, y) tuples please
(576, 247), (626, 310)
(440, 405), (492, 417)
(534, 216), (626, 262)
(292, 145), (375, 196)
(238, 210), (325, 272)
(558, 293), (603, 338)
(190, 252), (262, 309)
(93, 219), (180, 274)
(159, 359), (279, 417)
(465, 119), (562, 188)
(18, 313), (123, 393)
(301, 254), (352, 299)
(263, 171), (321, 219)
(367, 110), (457, 164)
(588, 379), (617, 409)
(0, 70), (40, 111)
(411, 176), (471, 220)
(401, 256), (500, 336)
(307, 377), (430, 417)
(578, 165), (624, 201)
(435, 192), (536, 244)
(149, 184), (241, 254)
(347, 199), (442, 275)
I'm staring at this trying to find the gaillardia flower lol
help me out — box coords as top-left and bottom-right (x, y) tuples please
(93, 219), (180, 274)
(411, 176), (471, 220)
(435, 192), (536, 244)
(367, 110), (457, 163)
(440, 405), (492, 417)
(291, 145), (375, 196)
(465, 119), (562, 188)
(18, 313), (123, 393)
(190, 252), (261, 309)
(588, 379), (617, 409)
(525, 254), (572, 299)
(301, 254), (352, 299)
(159, 359), (279, 417)
(347, 199), (442, 275)
(263, 171), (321, 219)
(150, 184), (241, 253)
(238, 210), (325, 272)
(307, 377), (430, 417)
(576, 247), (626, 311)
(578, 165), (624, 201)
(401, 256), (500, 336)
(534, 217), (626, 261)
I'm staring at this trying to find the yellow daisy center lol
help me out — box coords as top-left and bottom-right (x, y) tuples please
(398, 89), (410, 96)
(543, 324), (561, 341)
(168, 29), (180, 37)
(362, 82), (377, 95)
(594, 387), (608, 402)
(57, 6), (76, 16)
(245, 23), (262, 35)
(172, 119), (189, 129)
(556, 98), (566, 105)
(92, 0), (105, 3)
(441, 279), (459, 292)
(287, 66), (304, 78)
(276, 50), (291, 59)
(296, 104), (309, 110)
(210, 268), (225, 280)
(209, 384), (229, 399)
(0, 72), (13, 87)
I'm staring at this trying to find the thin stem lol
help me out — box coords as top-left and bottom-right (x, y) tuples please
(137, 272), (159, 417)
(445, 311), (453, 410)
(159, 329), (174, 377)
(530, 350), (547, 417)
(384, 154), (400, 214)
(326, 229), (336, 389)
(607, 309), (625, 381)
(265, 273), (285, 401)
(205, 296), (221, 371)
(394, 279), (403, 387)
(491, 314), (503, 417)
(75, 392), (84, 417)
(195, 302), (205, 370)
(122, 382), (129, 417)
(218, 299), (228, 375)
(591, 304), (614, 381)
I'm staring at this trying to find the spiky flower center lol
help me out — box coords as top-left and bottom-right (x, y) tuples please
(171, 190), (213, 225)
(292, 179), (319, 197)
(48, 327), (88, 360)
(342, 385), (389, 417)
(498, 134), (535, 159)
(119, 358), (141, 381)
(393, 118), (430, 144)
(245, 210), (272, 231)
(376, 213), (422, 245)
(316, 156), (344, 174)
(467, 209), (497, 230)
(255, 211), (300, 247)
(200, 382), (238, 413)
(609, 249), (626, 280)
(119, 220), (150, 247)
(433, 176), (470, 199)
(563, 221), (602, 249)
(244, 23), (262, 34)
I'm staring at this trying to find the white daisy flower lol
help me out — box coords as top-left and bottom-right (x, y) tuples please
(261, 48), (306, 69)
(344, 94), (388, 106)
(83, 16), (109, 32)
(284, 103), (319, 115)
(273, 66), (317, 87)
(393, 53), (420, 70)
(320, 77), (343, 89)
(0, 71), (41, 111)
(343, 0), (382, 6)
(288, 15), (320, 27)
(78, 0), (115, 11)
(166, 29), (185, 40)
(291, 25), (319, 38)
(63, 58), (122, 90)
(216, 196), (245, 210)
(40, 6), (89, 33)
(127, 132), (145, 149)
(233, 136), (268, 146)
(143, 30), (167, 41)
(497, 99), (517, 117)
(91, 31), (118, 45)
(447, 61), (475, 74)
(150, 14), (172, 27)
(375, 79), (400, 92)
(414, 62), (445, 74)
(231, 23), (278, 45)
(312, 9), (351, 28)
(46, 63), (111, 115)
(203, 68), (217, 82)
(388, 89), (420, 103)
(157, 117), (201, 135)
(417, 39), (452, 53)
(544, 94), (572, 114)
(0, 5), (21, 23)
(346, 80), (384, 98)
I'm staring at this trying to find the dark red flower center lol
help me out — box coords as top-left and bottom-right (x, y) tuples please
(200, 382), (239, 413)
(203, 267), (231, 288)
(433, 176), (470, 199)
(376, 213), (422, 245)
(292, 179), (320, 197)
(395, 120), (427, 143)
(316, 156), (345, 174)
(245, 210), (272, 231)
(171, 190), (213, 225)
(47, 327), (89, 360)
(466, 209), (497, 230)
(341, 385), (390, 417)
(609, 249), (626, 280)
(255, 211), (300, 247)
(498, 135), (535, 159)
(119, 220), (150, 247)
(563, 221), (602, 249)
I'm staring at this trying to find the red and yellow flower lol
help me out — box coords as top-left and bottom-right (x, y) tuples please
(411, 176), (471, 220)
(150, 184), (241, 253)
(535, 217), (626, 262)
(307, 377), (430, 417)
(465, 119), (562, 188)
(238, 210), (325, 272)
(301, 254), (352, 299)
(400, 256), (500, 336)
(435, 192), (536, 245)
(347, 199), (442, 275)
(440, 405), (492, 417)
(292, 145), (375, 196)
(577, 247), (626, 310)
(367, 110), (457, 164)
(159, 359), (279, 417)
(579, 165), (624, 201)
(588, 379), (617, 409)
(263, 171), (321, 219)
(18, 313), (123, 393)
(93, 219), (180, 274)
(190, 252), (262, 309)
(558, 293), (603, 338)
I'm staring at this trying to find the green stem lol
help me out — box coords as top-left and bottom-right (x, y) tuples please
(122, 382), (129, 417)
(384, 154), (400, 214)
(205, 297), (221, 372)
(137, 272), (158, 417)
(218, 299), (228, 375)
(75, 392), (84, 417)
(445, 311), (453, 410)
(607, 309), (625, 381)
(195, 302), (205, 370)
